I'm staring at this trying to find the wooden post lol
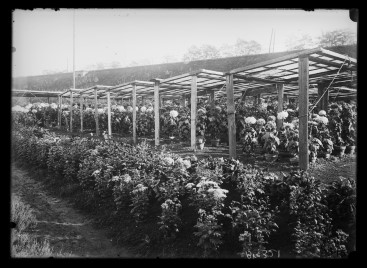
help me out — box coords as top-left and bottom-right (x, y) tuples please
(80, 95), (83, 133)
(107, 91), (112, 137)
(284, 94), (288, 106)
(58, 96), (61, 129)
(277, 84), (284, 130)
(47, 97), (50, 104)
(94, 88), (99, 136)
(191, 75), (197, 149)
(226, 74), (236, 159)
(132, 83), (137, 145)
(154, 81), (160, 146)
(299, 56), (309, 170)
(70, 91), (73, 133)
(317, 82), (329, 111)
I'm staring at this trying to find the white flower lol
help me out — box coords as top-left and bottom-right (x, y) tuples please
(98, 108), (104, 114)
(122, 174), (132, 183)
(146, 108), (153, 113)
(215, 106), (222, 112)
(12, 105), (22, 112)
(315, 116), (328, 125)
(140, 106), (147, 113)
(61, 104), (69, 109)
(208, 116), (215, 122)
(133, 184), (148, 193)
(256, 118), (266, 125)
(164, 157), (175, 166)
(92, 170), (101, 176)
(185, 183), (195, 189)
(318, 110), (327, 116)
(245, 116), (257, 124)
(32, 109), (37, 113)
(117, 106), (125, 112)
(170, 110), (178, 118)
(50, 103), (58, 109)
(62, 111), (69, 115)
(197, 108), (206, 115)
(25, 104), (33, 110)
(286, 108), (295, 112)
(182, 160), (191, 169)
(85, 107), (93, 112)
(209, 188), (228, 200)
(127, 106), (133, 112)
(283, 122), (295, 129)
(277, 111), (289, 120)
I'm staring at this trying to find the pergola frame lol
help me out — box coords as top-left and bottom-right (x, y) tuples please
(54, 47), (356, 171)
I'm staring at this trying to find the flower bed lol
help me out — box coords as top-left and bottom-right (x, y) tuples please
(11, 123), (355, 258)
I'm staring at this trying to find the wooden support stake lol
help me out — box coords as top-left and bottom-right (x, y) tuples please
(191, 75), (197, 149)
(132, 83), (137, 145)
(107, 91), (112, 137)
(58, 96), (61, 129)
(154, 81), (160, 146)
(226, 74), (236, 159)
(94, 88), (99, 136)
(70, 91), (73, 133)
(277, 84), (284, 130)
(284, 94), (288, 106)
(298, 56), (309, 171)
(80, 95), (83, 133)
(317, 82), (329, 111)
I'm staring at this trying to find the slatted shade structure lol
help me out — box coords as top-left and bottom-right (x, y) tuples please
(225, 47), (357, 170)
(12, 89), (64, 98)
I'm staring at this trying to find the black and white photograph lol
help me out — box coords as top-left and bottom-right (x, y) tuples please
(11, 8), (357, 258)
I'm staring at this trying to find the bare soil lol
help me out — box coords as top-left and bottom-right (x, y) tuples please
(11, 163), (136, 258)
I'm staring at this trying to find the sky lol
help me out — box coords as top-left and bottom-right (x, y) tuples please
(12, 8), (357, 77)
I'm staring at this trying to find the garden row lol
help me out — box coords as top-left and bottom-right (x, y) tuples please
(12, 99), (356, 162)
(12, 124), (355, 258)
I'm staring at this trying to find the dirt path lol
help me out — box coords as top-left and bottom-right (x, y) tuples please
(11, 164), (135, 258)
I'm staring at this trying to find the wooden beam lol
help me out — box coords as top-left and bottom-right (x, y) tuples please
(154, 81), (160, 146)
(132, 83), (137, 145)
(69, 91), (73, 133)
(309, 56), (356, 71)
(191, 75), (197, 149)
(107, 91), (112, 137)
(277, 84), (284, 130)
(94, 88), (99, 136)
(246, 85), (277, 97)
(226, 74), (236, 158)
(319, 48), (357, 64)
(229, 47), (322, 75)
(80, 96), (83, 133)
(298, 56), (309, 170)
(233, 73), (286, 84)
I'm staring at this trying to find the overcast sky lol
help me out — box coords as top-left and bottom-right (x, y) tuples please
(12, 8), (357, 77)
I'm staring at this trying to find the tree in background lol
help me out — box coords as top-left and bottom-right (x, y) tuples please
(234, 39), (262, 56)
(318, 29), (356, 47)
(285, 33), (315, 51)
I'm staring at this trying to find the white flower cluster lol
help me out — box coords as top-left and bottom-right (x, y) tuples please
(98, 108), (104, 114)
(318, 110), (327, 116)
(116, 106), (125, 112)
(314, 116), (328, 125)
(12, 105), (29, 113)
(277, 111), (289, 120)
(175, 157), (191, 169)
(146, 107), (153, 113)
(132, 184), (148, 194)
(50, 103), (58, 109)
(122, 174), (132, 183)
(164, 157), (175, 166)
(215, 106), (222, 112)
(197, 108), (206, 115)
(140, 106), (147, 113)
(25, 104), (33, 110)
(39, 103), (50, 108)
(283, 122), (295, 129)
(85, 107), (93, 112)
(207, 188), (229, 201)
(244, 116), (257, 125)
(62, 111), (69, 115)
(92, 169), (101, 177)
(170, 110), (178, 118)
(126, 106), (133, 112)
(185, 183), (195, 189)
(32, 109), (37, 113)
(286, 108), (295, 113)
(61, 104), (69, 109)
(256, 118), (266, 125)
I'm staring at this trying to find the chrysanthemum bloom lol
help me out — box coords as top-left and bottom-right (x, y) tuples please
(283, 122), (295, 129)
(256, 118), (266, 125)
(245, 116), (257, 124)
(164, 157), (175, 165)
(170, 110), (178, 118)
(32, 109), (37, 113)
(215, 106), (222, 112)
(98, 108), (104, 114)
(315, 116), (328, 125)
(140, 106), (147, 113)
(50, 103), (58, 109)
(146, 107), (153, 113)
(286, 108), (295, 112)
(127, 106), (133, 112)
(277, 111), (289, 120)
(25, 104), (33, 110)
(197, 108), (206, 115)
(208, 188), (229, 200)
(117, 106), (125, 112)
(318, 110), (327, 116)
